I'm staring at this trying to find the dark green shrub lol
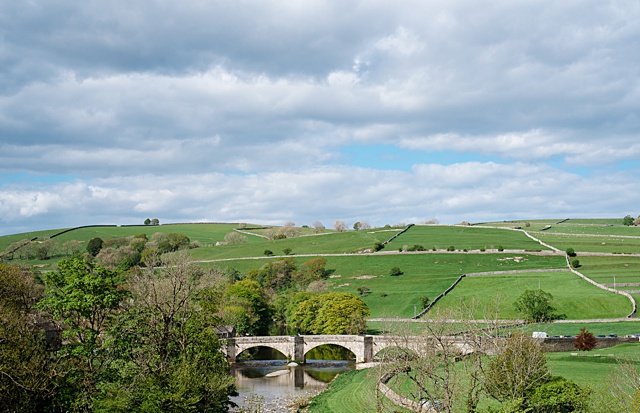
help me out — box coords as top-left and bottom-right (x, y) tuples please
(389, 266), (403, 276)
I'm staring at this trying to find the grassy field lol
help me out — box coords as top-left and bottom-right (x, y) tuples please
(307, 368), (411, 413)
(435, 270), (632, 319)
(533, 232), (640, 254)
(1, 219), (636, 322)
(386, 225), (550, 251)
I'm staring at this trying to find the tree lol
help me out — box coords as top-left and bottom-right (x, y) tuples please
(222, 279), (271, 336)
(574, 327), (597, 352)
(528, 376), (591, 413)
(485, 333), (551, 403)
(357, 286), (370, 296)
(0, 264), (54, 412)
(333, 220), (347, 232)
(571, 259), (580, 268)
(223, 231), (247, 244)
(87, 237), (104, 256)
(144, 218), (151, 225)
(623, 215), (634, 226)
(288, 292), (370, 334)
(389, 266), (403, 276)
(420, 295), (430, 309)
(312, 221), (325, 233)
(151, 218), (160, 225)
(37, 257), (128, 411)
(514, 289), (563, 322)
(565, 247), (576, 257)
(95, 251), (235, 412)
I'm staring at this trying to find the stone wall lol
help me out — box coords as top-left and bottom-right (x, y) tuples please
(541, 337), (638, 352)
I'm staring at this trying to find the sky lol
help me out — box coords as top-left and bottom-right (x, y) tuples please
(1, 1), (640, 235)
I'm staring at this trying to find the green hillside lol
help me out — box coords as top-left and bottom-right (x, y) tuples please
(2, 219), (638, 323)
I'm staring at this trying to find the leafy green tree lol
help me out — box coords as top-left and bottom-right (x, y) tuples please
(94, 252), (235, 412)
(389, 266), (403, 276)
(86, 237), (104, 256)
(571, 259), (580, 268)
(37, 257), (128, 411)
(528, 376), (591, 413)
(156, 232), (190, 253)
(298, 257), (328, 286)
(623, 215), (634, 226)
(144, 218), (151, 225)
(247, 258), (298, 292)
(514, 289), (563, 322)
(288, 292), (370, 334)
(0, 264), (54, 412)
(420, 295), (430, 309)
(485, 333), (550, 404)
(565, 247), (576, 257)
(222, 279), (271, 335)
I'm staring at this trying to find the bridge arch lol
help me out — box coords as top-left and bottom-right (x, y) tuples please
(236, 345), (289, 361)
(303, 342), (357, 361)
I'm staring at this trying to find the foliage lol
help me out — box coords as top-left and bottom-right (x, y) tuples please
(288, 292), (370, 334)
(224, 231), (247, 245)
(514, 289), (563, 322)
(87, 237), (104, 256)
(263, 249), (273, 256)
(155, 232), (191, 253)
(0, 264), (54, 412)
(372, 241), (384, 252)
(485, 333), (550, 403)
(333, 220), (347, 232)
(222, 279), (271, 336)
(420, 295), (430, 309)
(565, 247), (576, 257)
(94, 252), (236, 413)
(574, 328), (597, 352)
(527, 376), (591, 413)
(571, 259), (580, 268)
(389, 266), (403, 276)
(38, 257), (127, 350)
(623, 215), (634, 226)
(356, 286), (370, 296)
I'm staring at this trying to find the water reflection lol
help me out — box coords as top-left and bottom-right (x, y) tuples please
(230, 345), (356, 408)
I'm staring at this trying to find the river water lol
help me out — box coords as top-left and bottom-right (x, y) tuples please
(230, 346), (356, 411)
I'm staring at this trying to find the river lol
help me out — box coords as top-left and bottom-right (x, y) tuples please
(230, 346), (356, 412)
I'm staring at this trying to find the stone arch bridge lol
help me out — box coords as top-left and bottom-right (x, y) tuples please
(222, 335), (476, 363)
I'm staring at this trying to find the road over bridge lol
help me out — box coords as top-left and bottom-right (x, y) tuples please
(222, 334), (478, 363)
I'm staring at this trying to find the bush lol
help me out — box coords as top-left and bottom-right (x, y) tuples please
(372, 242), (384, 252)
(264, 249), (274, 256)
(565, 247), (576, 257)
(498, 245), (504, 252)
(357, 286), (370, 296)
(380, 292), (388, 298)
(571, 259), (580, 268)
(389, 266), (403, 276)
(446, 245), (455, 251)
(282, 247), (293, 255)
(87, 237), (104, 257)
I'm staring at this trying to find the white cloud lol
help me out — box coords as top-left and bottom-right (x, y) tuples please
(1, 162), (637, 235)
(1, 1), (640, 233)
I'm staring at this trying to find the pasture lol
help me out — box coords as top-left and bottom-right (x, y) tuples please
(1, 218), (637, 324)
(386, 225), (550, 251)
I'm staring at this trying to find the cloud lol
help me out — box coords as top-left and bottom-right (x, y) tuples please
(1, 1), (639, 233)
(2, 162), (637, 235)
